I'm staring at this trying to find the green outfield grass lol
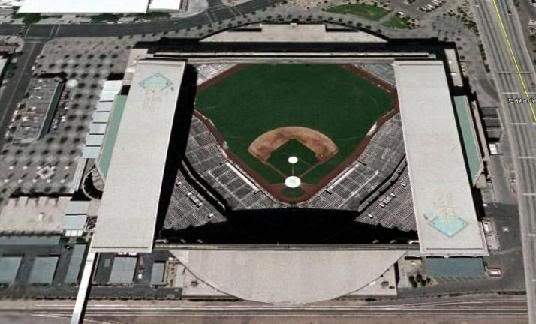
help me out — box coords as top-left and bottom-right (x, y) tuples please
(326, 4), (389, 20)
(195, 64), (393, 189)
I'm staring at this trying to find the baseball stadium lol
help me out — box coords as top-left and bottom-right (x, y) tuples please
(84, 24), (490, 306)
(87, 26), (488, 250)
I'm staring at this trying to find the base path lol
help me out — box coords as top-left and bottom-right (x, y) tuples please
(248, 127), (338, 161)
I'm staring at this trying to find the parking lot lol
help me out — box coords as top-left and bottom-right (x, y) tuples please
(0, 36), (152, 199)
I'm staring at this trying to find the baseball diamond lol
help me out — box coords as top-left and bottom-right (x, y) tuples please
(194, 63), (396, 201)
(265, 139), (320, 177)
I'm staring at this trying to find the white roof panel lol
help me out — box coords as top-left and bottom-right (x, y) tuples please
(149, 0), (181, 11)
(91, 60), (185, 253)
(99, 91), (117, 102)
(65, 200), (90, 216)
(85, 134), (104, 147)
(394, 61), (487, 256)
(19, 0), (149, 13)
(102, 80), (123, 92)
(82, 146), (100, 158)
(63, 214), (87, 231)
(96, 101), (114, 112)
(89, 123), (107, 135)
(92, 111), (110, 123)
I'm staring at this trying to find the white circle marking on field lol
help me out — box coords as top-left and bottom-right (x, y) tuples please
(284, 176), (301, 188)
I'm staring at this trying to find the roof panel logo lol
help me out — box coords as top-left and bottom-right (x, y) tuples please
(429, 215), (467, 237)
(426, 192), (468, 237)
(140, 73), (172, 91)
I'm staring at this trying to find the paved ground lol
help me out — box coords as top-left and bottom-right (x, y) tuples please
(0, 37), (139, 197)
(472, 0), (536, 321)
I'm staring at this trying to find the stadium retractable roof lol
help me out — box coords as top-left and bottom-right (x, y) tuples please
(91, 60), (185, 253)
(394, 60), (487, 256)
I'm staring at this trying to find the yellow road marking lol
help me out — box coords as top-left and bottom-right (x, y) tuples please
(490, 0), (536, 122)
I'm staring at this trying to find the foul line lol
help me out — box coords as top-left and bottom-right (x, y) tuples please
(491, 0), (536, 122)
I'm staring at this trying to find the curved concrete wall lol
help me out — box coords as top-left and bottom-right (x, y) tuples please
(176, 249), (405, 304)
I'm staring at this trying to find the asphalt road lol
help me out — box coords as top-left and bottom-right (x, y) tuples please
(472, 0), (536, 322)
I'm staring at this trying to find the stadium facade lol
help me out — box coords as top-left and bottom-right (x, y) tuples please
(82, 24), (490, 304)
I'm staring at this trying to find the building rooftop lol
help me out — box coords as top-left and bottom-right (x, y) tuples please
(0, 196), (68, 234)
(150, 262), (165, 285)
(81, 82), (122, 160)
(453, 95), (484, 185)
(9, 78), (63, 144)
(0, 235), (60, 246)
(0, 257), (21, 284)
(97, 95), (128, 179)
(19, 0), (149, 13)
(202, 24), (387, 43)
(424, 257), (485, 278)
(64, 200), (89, 237)
(91, 60), (185, 253)
(149, 0), (182, 11)
(394, 60), (487, 256)
(174, 249), (405, 304)
(64, 244), (86, 284)
(29, 256), (58, 284)
(108, 257), (136, 285)
(444, 49), (463, 87)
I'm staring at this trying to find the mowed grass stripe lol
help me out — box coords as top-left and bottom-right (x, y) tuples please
(195, 64), (392, 184)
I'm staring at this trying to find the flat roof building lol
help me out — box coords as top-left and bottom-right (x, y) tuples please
(202, 24), (387, 43)
(64, 244), (86, 284)
(29, 256), (58, 284)
(0, 196), (68, 234)
(174, 249), (406, 304)
(10, 78), (63, 144)
(150, 262), (165, 286)
(19, 0), (149, 14)
(394, 60), (487, 256)
(0, 257), (21, 285)
(91, 60), (185, 253)
(148, 0), (182, 12)
(108, 257), (137, 285)
(453, 95), (485, 186)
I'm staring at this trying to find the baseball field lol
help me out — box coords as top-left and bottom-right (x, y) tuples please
(195, 64), (394, 200)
